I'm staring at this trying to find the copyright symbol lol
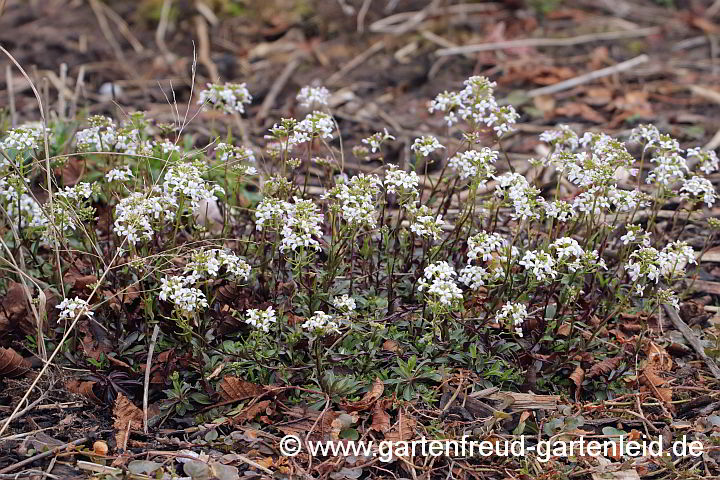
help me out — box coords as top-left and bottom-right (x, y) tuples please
(280, 435), (302, 457)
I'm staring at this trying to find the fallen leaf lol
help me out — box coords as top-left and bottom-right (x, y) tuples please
(341, 377), (384, 412)
(384, 411), (416, 442)
(217, 376), (265, 401)
(555, 102), (607, 123)
(370, 399), (391, 433)
(588, 355), (623, 378)
(113, 393), (143, 450)
(570, 365), (585, 388)
(0, 347), (31, 378)
(233, 400), (272, 423)
(66, 378), (102, 404)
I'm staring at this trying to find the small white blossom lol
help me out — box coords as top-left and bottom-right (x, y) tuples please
(680, 176), (717, 207)
(56, 297), (94, 321)
(448, 148), (498, 181)
(411, 136), (444, 157)
(496, 302), (528, 337)
(458, 265), (487, 290)
(302, 311), (340, 335)
(519, 250), (557, 282)
(106, 166), (133, 182)
(245, 306), (276, 333)
(332, 294), (356, 313)
(418, 261), (463, 309)
(297, 85), (331, 109)
(198, 83), (252, 115)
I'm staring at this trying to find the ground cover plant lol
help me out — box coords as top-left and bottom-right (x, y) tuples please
(3, 1), (720, 479)
(2, 69), (720, 478)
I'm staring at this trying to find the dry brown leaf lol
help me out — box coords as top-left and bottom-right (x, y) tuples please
(233, 400), (272, 423)
(370, 399), (391, 433)
(382, 340), (399, 353)
(341, 377), (384, 412)
(277, 406), (339, 440)
(646, 341), (672, 372)
(555, 102), (607, 123)
(584, 87), (613, 106)
(0, 282), (38, 336)
(113, 393), (143, 450)
(217, 376), (265, 401)
(66, 378), (102, 404)
(569, 365), (585, 389)
(588, 355), (623, 379)
(384, 411), (416, 442)
(0, 347), (31, 378)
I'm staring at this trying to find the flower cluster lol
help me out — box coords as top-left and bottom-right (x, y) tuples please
(297, 85), (331, 109)
(625, 241), (696, 295)
(0, 124), (47, 153)
(245, 306), (276, 333)
(162, 162), (224, 209)
(106, 165), (133, 182)
(406, 204), (444, 240)
(495, 302), (528, 337)
(418, 261), (463, 310)
(198, 83), (252, 114)
(159, 276), (208, 315)
(325, 174), (382, 228)
(680, 176), (717, 207)
(428, 76), (518, 134)
(362, 129), (395, 153)
(256, 197), (324, 252)
(302, 311), (340, 335)
(411, 136), (445, 157)
(184, 248), (251, 283)
(384, 165), (419, 200)
(290, 111), (334, 145)
(494, 172), (541, 221)
(56, 296), (94, 321)
(332, 294), (356, 313)
(448, 148), (498, 182)
(114, 191), (177, 245)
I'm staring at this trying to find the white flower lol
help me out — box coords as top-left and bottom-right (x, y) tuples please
(290, 111), (334, 145)
(467, 232), (509, 262)
(384, 165), (419, 198)
(496, 302), (528, 337)
(406, 203), (444, 240)
(0, 124), (48, 153)
(494, 172), (540, 220)
(458, 265), (487, 290)
(198, 83), (252, 114)
(332, 294), (356, 313)
(185, 248), (251, 282)
(160, 140), (181, 155)
(411, 136), (444, 157)
(629, 124), (660, 147)
(302, 311), (340, 335)
(362, 129), (395, 153)
(540, 125), (579, 151)
(56, 182), (95, 201)
(324, 174), (381, 228)
(216, 142), (255, 163)
(106, 166), (133, 182)
(646, 152), (688, 186)
(448, 148), (498, 181)
(541, 200), (575, 222)
(418, 261), (463, 308)
(297, 85), (331, 109)
(687, 147), (719, 175)
(56, 297), (94, 321)
(159, 276), (207, 314)
(162, 162), (224, 209)
(245, 306), (276, 333)
(680, 176), (717, 207)
(519, 250), (556, 282)
(114, 191), (177, 245)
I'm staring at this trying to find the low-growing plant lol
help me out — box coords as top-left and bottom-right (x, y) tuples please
(0, 74), (717, 417)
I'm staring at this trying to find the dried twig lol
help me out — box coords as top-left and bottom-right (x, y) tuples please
(143, 324), (160, 435)
(527, 54), (649, 98)
(327, 41), (384, 85)
(436, 27), (660, 56)
(5, 64), (15, 127)
(0, 437), (89, 474)
(664, 305), (720, 381)
(257, 55), (302, 121)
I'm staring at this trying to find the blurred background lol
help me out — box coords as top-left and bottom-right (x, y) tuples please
(2, 0), (720, 158)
